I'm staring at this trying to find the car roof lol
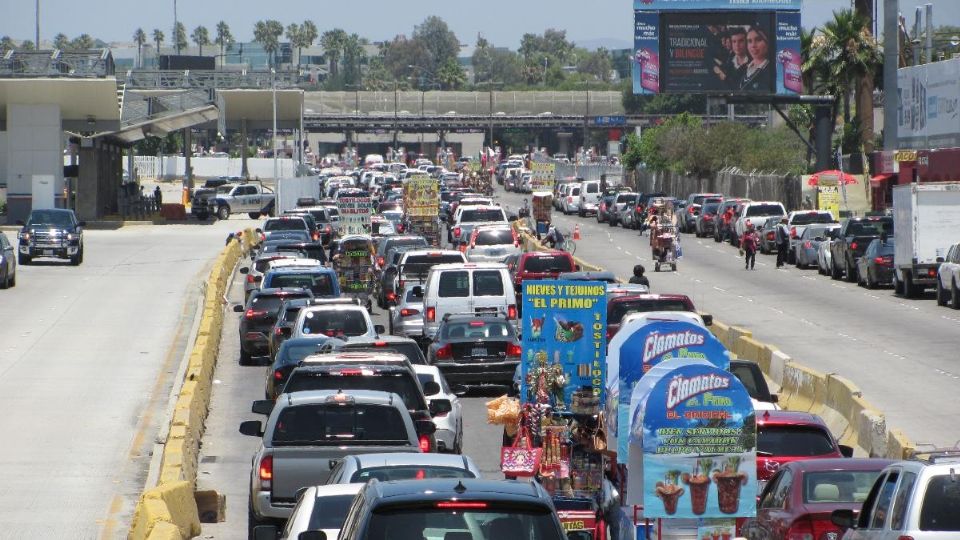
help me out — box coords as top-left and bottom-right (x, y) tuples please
(609, 293), (691, 303)
(363, 478), (550, 506)
(308, 483), (365, 498)
(266, 267), (335, 275)
(281, 336), (331, 347)
(557, 271), (617, 282)
(254, 287), (312, 297)
(781, 457), (896, 472)
(345, 336), (418, 345)
(756, 410), (829, 427)
(302, 351), (409, 363)
(348, 452), (474, 470)
(429, 262), (508, 271)
(278, 389), (403, 406)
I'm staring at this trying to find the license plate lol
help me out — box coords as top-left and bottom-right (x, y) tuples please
(476, 307), (497, 313)
(43, 249), (53, 256)
(472, 348), (487, 357)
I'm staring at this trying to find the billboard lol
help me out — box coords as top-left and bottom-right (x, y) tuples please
(897, 57), (960, 150)
(633, 1), (801, 96)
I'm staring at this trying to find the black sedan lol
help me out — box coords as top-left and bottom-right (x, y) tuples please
(234, 287), (313, 363)
(856, 238), (895, 289)
(264, 336), (331, 399)
(426, 314), (521, 389)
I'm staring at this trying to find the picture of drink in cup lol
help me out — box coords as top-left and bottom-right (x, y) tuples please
(655, 470), (685, 515)
(553, 316), (584, 343)
(682, 458), (716, 515)
(712, 456), (749, 514)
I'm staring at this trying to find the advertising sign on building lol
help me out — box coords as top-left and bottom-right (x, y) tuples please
(627, 359), (757, 519)
(520, 280), (607, 408)
(897, 57), (960, 150)
(337, 196), (372, 235)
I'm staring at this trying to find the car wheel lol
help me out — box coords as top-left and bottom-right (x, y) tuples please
(787, 249), (796, 264)
(938, 280), (949, 306)
(865, 270), (875, 289)
(578, 210), (585, 217)
(608, 217), (616, 227)
(952, 280), (960, 310)
(70, 252), (81, 266)
(78, 247), (84, 264)
(0, 267), (7, 289)
(903, 271), (917, 298)
(893, 271), (904, 296)
(8, 269), (14, 288)
(830, 259), (842, 280)
(844, 261), (857, 282)
(18, 254), (30, 266)
(217, 205), (230, 220)
(196, 213), (208, 221)
(239, 347), (252, 365)
(248, 212), (261, 219)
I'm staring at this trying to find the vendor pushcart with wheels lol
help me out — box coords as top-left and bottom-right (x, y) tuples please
(531, 191), (554, 238)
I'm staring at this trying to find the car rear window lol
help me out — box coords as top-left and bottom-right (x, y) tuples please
(802, 226), (837, 240)
(442, 320), (514, 339)
(475, 229), (514, 246)
(255, 257), (285, 273)
(802, 471), (880, 504)
(385, 238), (429, 254)
(745, 204), (785, 217)
(301, 310), (369, 337)
(728, 364), (764, 401)
(920, 475), (960, 531)
(473, 270), (504, 296)
(266, 231), (311, 243)
(251, 293), (310, 314)
(271, 403), (409, 445)
(702, 203), (721, 214)
(269, 273), (336, 297)
(438, 271), (470, 298)
(791, 212), (837, 225)
(757, 425), (836, 456)
(305, 494), (356, 530)
(365, 508), (561, 540)
(307, 210), (329, 223)
(350, 466), (475, 483)
(283, 371), (424, 412)
(279, 341), (328, 366)
(585, 183), (599, 193)
(617, 194), (637, 204)
(846, 219), (894, 236)
(403, 254), (465, 277)
(461, 209), (505, 222)
(570, 187), (581, 196)
(265, 219), (308, 231)
(609, 299), (692, 323)
(522, 255), (573, 273)
(342, 342), (425, 365)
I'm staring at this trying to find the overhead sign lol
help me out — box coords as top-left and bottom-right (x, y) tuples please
(633, 0), (800, 9)
(627, 359), (757, 519)
(521, 280), (608, 408)
(591, 115), (627, 127)
(607, 320), (730, 459)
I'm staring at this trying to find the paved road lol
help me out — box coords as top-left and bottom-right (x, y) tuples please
(0, 219), (247, 539)
(494, 188), (960, 449)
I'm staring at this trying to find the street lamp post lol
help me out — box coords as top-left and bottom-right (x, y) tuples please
(272, 68), (278, 180)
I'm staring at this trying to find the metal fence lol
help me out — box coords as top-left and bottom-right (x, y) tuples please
(554, 163), (625, 183)
(634, 167), (802, 210)
(304, 91), (623, 116)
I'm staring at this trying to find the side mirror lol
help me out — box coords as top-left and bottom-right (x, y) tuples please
(240, 267), (250, 274)
(298, 532), (327, 540)
(251, 400), (275, 416)
(411, 285), (424, 298)
(280, 326), (291, 337)
(937, 256), (945, 263)
(422, 381), (441, 397)
(429, 398), (453, 416)
(415, 419), (437, 436)
(574, 265), (581, 272)
(374, 324), (386, 335)
(252, 525), (280, 540)
(239, 420), (263, 437)
(770, 394), (779, 404)
(701, 314), (713, 326)
(839, 444), (854, 458)
(233, 304), (245, 313)
(831, 509), (856, 529)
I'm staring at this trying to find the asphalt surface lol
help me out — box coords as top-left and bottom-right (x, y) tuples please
(493, 187), (960, 449)
(0, 218), (244, 539)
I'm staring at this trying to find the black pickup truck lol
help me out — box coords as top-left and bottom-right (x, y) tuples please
(16, 208), (85, 266)
(830, 215), (894, 282)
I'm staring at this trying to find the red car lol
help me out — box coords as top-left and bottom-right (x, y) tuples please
(755, 410), (853, 489)
(742, 457), (894, 540)
(605, 293), (697, 338)
(512, 251), (577, 302)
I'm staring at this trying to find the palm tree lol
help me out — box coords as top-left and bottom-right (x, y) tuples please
(215, 21), (233, 67)
(191, 26), (210, 56)
(133, 28), (147, 68)
(286, 23), (302, 65)
(342, 33), (367, 86)
(53, 33), (69, 50)
(152, 29), (164, 59)
(71, 33), (95, 50)
(173, 22), (188, 55)
(320, 29), (348, 78)
(300, 20), (318, 65)
(253, 20), (284, 68)
(0, 36), (14, 53)
(20, 40), (35, 50)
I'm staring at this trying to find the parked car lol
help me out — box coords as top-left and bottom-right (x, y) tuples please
(627, 191), (668, 230)
(326, 452), (479, 484)
(936, 241), (960, 308)
(608, 192), (637, 227)
(833, 451), (960, 539)
(734, 201), (787, 247)
(426, 313), (522, 389)
(742, 458), (894, 540)
(0, 231), (16, 288)
(561, 183), (583, 215)
(240, 390), (425, 525)
(755, 410), (852, 492)
(596, 193), (619, 224)
(713, 198), (751, 243)
(577, 180), (602, 217)
(334, 479), (567, 540)
(235, 288), (314, 363)
(830, 216), (894, 282)
(786, 210), (839, 263)
(795, 224), (842, 269)
(856, 238), (896, 288)
(16, 208), (85, 265)
(413, 365), (463, 453)
(252, 483), (362, 540)
(420, 262), (518, 340)
(818, 234), (838, 276)
(694, 199), (723, 238)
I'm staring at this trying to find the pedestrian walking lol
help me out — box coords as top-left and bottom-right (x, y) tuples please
(775, 217), (790, 268)
(721, 206), (734, 241)
(154, 186), (162, 208)
(742, 225), (758, 270)
(629, 264), (650, 287)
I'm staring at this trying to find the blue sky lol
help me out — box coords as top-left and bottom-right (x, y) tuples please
(3, 1), (959, 49)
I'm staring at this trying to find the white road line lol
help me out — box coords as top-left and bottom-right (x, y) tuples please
(624, 251), (632, 256)
(713, 286), (726, 292)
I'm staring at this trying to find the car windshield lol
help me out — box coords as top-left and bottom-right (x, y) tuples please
(847, 219), (893, 236)
(364, 508), (562, 540)
(269, 273), (336, 296)
(442, 320), (514, 339)
(522, 255), (573, 273)
(283, 372), (424, 411)
(301, 310), (369, 337)
(350, 466), (475, 483)
(461, 209), (505, 222)
(757, 425), (836, 456)
(792, 212), (837, 225)
(610, 299), (691, 323)
(745, 204), (784, 217)
(306, 494), (356, 530)
(474, 229), (514, 246)
(802, 471), (881, 504)
(26, 210), (72, 227)
(266, 231), (311, 243)
(271, 403), (408, 445)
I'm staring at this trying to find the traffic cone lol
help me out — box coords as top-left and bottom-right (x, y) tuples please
(573, 224), (581, 241)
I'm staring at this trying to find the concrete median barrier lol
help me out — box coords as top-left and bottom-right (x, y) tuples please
(128, 231), (258, 539)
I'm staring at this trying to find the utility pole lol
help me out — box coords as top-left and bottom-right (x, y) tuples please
(35, 0), (40, 48)
(272, 68), (278, 180)
(883, 0), (898, 149)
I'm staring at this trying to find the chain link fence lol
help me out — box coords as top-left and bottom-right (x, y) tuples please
(304, 91), (623, 116)
(634, 167), (802, 210)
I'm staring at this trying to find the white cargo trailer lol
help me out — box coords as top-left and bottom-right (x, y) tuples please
(892, 182), (960, 297)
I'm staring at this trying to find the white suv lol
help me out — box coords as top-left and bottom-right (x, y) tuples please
(837, 454), (960, 539)
(577, 180), (602, 216)
(936, 242), (960, 308)
(419, 262), (517, 339)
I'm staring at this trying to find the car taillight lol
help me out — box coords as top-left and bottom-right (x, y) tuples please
(426, 306), (436, 322)
(400, 308), (420, 317)
(258, 455), (273, 489)
(688, 206), (696, 214)
(312, 232), (320, 241)
(273, 369), (284, 381)
(436, 501), (488, 509)
(435, 344), (452, 359)
(803, 241), (812, 249)
(606, 328), (616, 340)
(790, 226), (797, 238)
(567, 196), (573, 203)
(454, 227), (461, 238)
(418, 434), (431, 452)
(787, 516), (840, 540)
(245, 309), (266, 319)
(386, 291), (397, 303)
(851, 242), (858, 250)
(506, 343), (522, 357)
(767, 232), (775, 241)
(928, 268), (937, 277)
(507, 305), (517, 320)
(274, 326), (284, 335)
(246, 274), (255, 284)
(898, 536), (916, 540)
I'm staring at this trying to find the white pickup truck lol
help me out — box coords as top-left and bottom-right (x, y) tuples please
(733, 201), (786, 246)
(203, 183), (276, 220)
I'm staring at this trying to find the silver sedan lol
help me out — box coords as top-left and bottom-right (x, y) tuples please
(388, 283), (424, 338)
(795, 224), (840, 269)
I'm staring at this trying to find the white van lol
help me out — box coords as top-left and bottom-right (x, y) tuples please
(419, 263), (517, 339)
(578, 180), (602, 216)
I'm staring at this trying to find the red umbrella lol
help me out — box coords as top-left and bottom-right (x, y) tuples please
(808, 170), (858, 186)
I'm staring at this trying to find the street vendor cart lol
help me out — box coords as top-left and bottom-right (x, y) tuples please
(532, 191), (553, 236)
(647, 198), (678, 272)
(332, 234), (375, 309)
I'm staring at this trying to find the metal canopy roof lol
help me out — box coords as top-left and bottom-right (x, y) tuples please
(217, 88), (303, 129)
(108, 105), (219, 144)
(0, 78), (121, 130)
